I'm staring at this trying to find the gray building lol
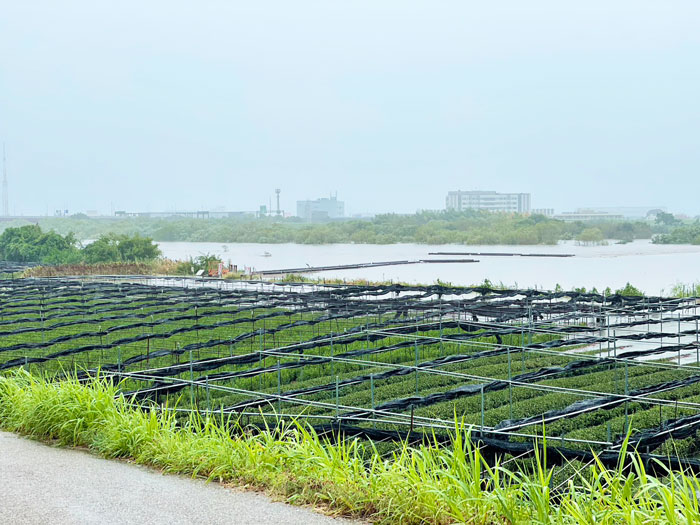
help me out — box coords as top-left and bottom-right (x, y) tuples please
(445, 190), (531, 213)
(296, 195), (345, 220)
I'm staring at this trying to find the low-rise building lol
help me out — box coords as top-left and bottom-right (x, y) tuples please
(574, 206), (666, 220)
(531, 208), (554, 217)
(445, 190), (531, 213)
(553, 210), (624, 222)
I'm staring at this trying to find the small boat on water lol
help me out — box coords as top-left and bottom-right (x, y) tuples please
(261, 251), (272, 257)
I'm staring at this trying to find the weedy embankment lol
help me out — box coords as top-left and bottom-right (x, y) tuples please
(0, 372), (698, 524)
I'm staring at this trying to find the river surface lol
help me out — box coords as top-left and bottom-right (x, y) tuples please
(155, 240), (700, 295)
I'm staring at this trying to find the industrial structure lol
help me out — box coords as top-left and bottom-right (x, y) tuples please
(296, 194), (345, 220)
(445, 190), (531, 214)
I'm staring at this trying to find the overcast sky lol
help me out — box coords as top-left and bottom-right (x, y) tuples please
(1, 1), (699, 216)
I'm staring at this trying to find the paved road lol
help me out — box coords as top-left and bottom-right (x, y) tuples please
(0, 431), (363, 525)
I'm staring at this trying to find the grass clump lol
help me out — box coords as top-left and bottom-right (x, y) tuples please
(1, 371), (700, 524)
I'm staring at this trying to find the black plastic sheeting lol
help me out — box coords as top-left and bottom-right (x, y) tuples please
(120, 321), (700, 401)
(1, 305), (449, 371)
(613, 412), (700, 451)
(3, 276), (684, 314)
(217, 341), (697, 416)
(495, 372), (700, 432)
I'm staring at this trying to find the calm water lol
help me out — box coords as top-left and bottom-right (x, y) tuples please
(156, 240), (700, 295)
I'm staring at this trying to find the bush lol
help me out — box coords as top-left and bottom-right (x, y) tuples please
(82, 233), (161, 263)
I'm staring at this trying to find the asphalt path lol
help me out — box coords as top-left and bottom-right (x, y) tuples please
(0, 431), (363, 525)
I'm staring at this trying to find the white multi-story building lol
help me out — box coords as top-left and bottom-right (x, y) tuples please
(445, 191), (531, 214)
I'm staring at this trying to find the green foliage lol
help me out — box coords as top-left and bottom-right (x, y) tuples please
(655, 211), (680, 227)
(653, 221), (700, 245)
(2, 374), (700, 524)
(0, 225), (160, 264)
(670, 282), (700, 298)
(0, 225), (81, 263)
(575, 227), (604, 245)
(3, 211), (658, 246)
(172, 253), (222, 275)
(615, 282), (644, 296)
(82, 233), (161, 263)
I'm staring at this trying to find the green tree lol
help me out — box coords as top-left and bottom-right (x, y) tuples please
(615, 282), (644, 296)
(655, 211), (679, 228)
(0, 225), (80, 263)
(82, 234), (160, 263)
(575, 228), (604, 245)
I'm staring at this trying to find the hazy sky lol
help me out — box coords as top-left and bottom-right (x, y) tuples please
(1, 1), (699, 216)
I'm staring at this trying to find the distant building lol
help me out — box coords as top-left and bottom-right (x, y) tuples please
(114, 210), (254, 219)
(531, 208), (554, 217)
(573, 206), (666, 220)
(553, 210), (624, 222)
(296, 195), (345, 220)
(445, 191), (531, 213)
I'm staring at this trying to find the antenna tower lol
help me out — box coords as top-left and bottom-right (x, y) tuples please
(275, 188), (281, 216)
(2, 144), (8, 217)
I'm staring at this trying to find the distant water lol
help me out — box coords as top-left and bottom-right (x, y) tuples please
(156, 240), (700, 296)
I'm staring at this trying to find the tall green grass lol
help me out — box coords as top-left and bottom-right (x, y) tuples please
(1, 371), (699, 524)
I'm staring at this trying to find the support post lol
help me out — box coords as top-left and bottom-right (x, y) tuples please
(205, 376), (210, 412)
(189, 348), (194, 407)
(415, 340), (419, 396)
(335, 375), (339, 420)
(507, 347), (513, 420)
(480, 384), (485, 432)
(439, 302), (444, 356)
(370, 374), (375, 429)
(660, 303), (664, 348)
(624, 361), (629, 435)
(678, 312), (682, 366)
(277, 358), (282, 414)
(259, 328), (263, 391)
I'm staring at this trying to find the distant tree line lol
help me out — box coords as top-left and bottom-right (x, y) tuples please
(0, 225), (161, 264)
(1, 209), (690, 247)
(5, 210), (673, 246)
